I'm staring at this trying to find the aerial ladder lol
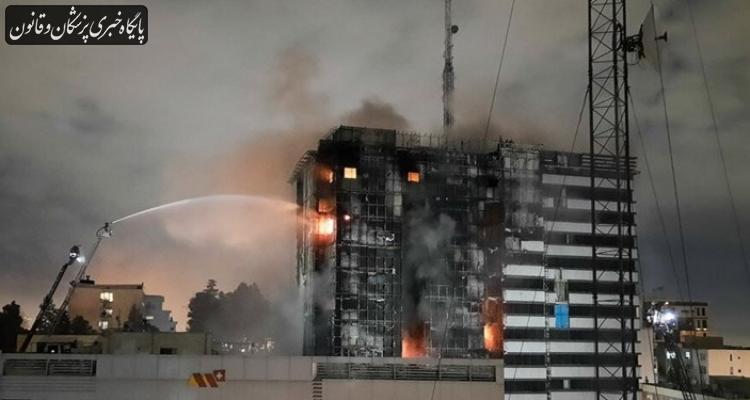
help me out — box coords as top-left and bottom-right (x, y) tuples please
(18, 223), (112, 352)
(18, 245), (82, 352)
(646, 302), (698, 400)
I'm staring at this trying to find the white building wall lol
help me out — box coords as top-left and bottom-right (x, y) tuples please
(504, 264), (638, 283)
(0, 354), (503, 400)
(707, 349), (750, 378)
(504, 163), (640, 399)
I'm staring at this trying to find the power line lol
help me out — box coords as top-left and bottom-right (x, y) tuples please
(628, 146), (661, 397)
(429, 294), (455, 400)
(506, 85), (588, 400)
(684, 0), (750, 286)
(649, 4), (707, 393)
(482, 0), (516, 145)
(433, 5), (516, 399)
(651, 3), (693, 310)
(628, 101), (661, 392)
(629, 94), (684, 301)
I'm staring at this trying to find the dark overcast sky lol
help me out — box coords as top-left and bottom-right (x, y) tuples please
(1, 0), (748, 344)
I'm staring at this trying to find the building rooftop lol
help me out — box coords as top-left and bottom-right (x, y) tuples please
(75, 282), (144, 290)
(290, 125), (637, 183)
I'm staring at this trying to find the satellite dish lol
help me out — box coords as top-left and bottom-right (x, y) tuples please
(637, 5), (668, 68)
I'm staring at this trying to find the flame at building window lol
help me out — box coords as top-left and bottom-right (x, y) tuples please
(316, 215), (335, 236)
(318, 198), (335, 213)
(482, 298), (503, 356)
(401, 323), (427, 358)
(483, 323), (502, 353)
(407, 171), (420, 183)
(318, 166), (334, 183)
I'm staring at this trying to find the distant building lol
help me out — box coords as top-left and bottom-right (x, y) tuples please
(705, 348), (750, 379)
(677, 347), (750, 397)
(642, 299), (750, 398)
(644, 346), (750, 399)
(68, 281), (145, 331)
(660, 300), (710, 338)
(142, 295), (177, 332)
(68, 279), (177, 332)
(17, 332), (210, 355)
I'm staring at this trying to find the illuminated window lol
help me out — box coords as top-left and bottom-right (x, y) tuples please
(407, 171), (420, 183)
(100, 291), (113, 302)
(98, 320), (109, 330)
(344, 167), (357, 179)
(104, 309), (113, 316)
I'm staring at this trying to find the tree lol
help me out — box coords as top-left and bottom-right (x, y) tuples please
(187, 280), (222, 333)
(123, 305), (157, 333)
(186, 280), (271, 342)
(69, 316), (95, 335)
(223, 282), (270, 341)
(0, 301), (24, 353)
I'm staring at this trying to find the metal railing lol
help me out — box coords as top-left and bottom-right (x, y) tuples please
(3, 358), (96, 376)
(315, 362), (495, 382)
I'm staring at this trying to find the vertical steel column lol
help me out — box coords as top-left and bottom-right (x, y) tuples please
(587, 0), (637, 399)
(443, 0), (455, 137)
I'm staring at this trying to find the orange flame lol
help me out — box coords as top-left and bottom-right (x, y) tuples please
(402, 324), (427, 358)
(321, 168), (334, 183)
(482, 297), (503, 356)
(483, 322), (503, 353)
(316, 215), (335, 236)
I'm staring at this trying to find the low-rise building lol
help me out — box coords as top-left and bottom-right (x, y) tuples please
(0, 354), (503, 400)
(17, 332), (210, 355)
(648, 300), (710, 338)
(706, 348), (750, 379)
(640, 299), (750, 398)
(143, 295), (177, 332)
(69, 281), (145, 331)
(68, 279), (177, 332)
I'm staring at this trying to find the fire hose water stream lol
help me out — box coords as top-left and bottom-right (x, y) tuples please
(50, 194), (297, 332)
(110, 194), (296, 224)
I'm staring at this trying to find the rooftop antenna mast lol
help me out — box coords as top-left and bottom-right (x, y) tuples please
(587, 0), (641, 398)
(443, 0), (458, 138)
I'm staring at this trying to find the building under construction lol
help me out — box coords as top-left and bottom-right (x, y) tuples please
(291, 125), (639, 398)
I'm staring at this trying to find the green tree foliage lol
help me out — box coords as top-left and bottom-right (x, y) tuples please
(221, 282), (269, 341)
(69, 315), (96, 335)
(0, 301), (25, 353)
(186, 280), (270, 342)
(123, 304), (158, 333)
(187, 279), (222, 333)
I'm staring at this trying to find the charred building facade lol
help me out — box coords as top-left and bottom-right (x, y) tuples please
(291, 126), (639, 398)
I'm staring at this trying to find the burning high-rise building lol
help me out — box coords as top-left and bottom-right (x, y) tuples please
(291, 126), (638, 398)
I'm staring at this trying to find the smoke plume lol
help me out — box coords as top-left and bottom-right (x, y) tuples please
(402, 205), (456, 333)
(87, 46), (412, 349)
